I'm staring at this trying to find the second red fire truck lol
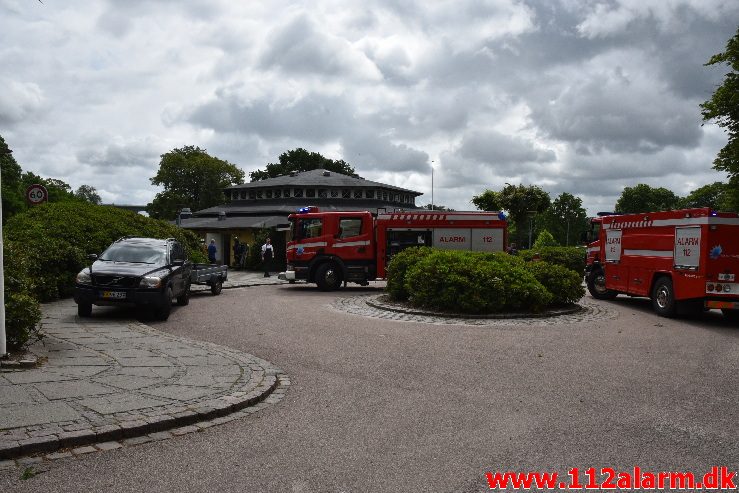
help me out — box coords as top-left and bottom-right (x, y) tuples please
(280, 206), (508, 290)
(584, 207), (739, 320)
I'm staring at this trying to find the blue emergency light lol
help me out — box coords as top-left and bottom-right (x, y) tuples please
(498, 212), (507, 221)
(297, 206), (319, 213)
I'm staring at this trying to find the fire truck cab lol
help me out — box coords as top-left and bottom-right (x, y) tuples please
(584, 207), (739, 320)
(282, 206), (507, 290)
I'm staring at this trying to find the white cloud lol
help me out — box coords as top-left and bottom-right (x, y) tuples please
(0, 0), (736, 215)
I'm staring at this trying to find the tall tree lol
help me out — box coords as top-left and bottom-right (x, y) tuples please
(614, 184), (680, 213)
(701, 27), (739, 210)
(147, 146), (245, 219)
(540, 192), (588, 246)
(0, 135), (26, 222)
(472, 183), (550, 247)
(75, 184), (102, 205)
(679, 182), (731, 210)
(249, 148), (358, 181)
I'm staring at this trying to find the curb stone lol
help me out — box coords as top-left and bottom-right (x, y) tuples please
(0, 374), (289, 467)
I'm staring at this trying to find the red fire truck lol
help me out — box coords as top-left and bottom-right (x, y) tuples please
(279, 206), (508, 290)
(584, 207), (739, 320)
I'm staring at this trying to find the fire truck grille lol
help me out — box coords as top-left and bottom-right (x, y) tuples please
(92, 275), (140, 288)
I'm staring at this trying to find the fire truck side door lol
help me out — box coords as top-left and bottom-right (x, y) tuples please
(334, 216), (372, 261)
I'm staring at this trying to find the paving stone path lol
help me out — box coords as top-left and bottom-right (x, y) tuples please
(0, 299), (286, 463)
(331, 295), (619, 326)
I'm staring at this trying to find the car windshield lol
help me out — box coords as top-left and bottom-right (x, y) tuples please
(99, 243), (166, 264)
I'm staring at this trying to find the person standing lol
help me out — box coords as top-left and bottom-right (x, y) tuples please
(207, 239), (217, 264)
(261, 238), (274, 277)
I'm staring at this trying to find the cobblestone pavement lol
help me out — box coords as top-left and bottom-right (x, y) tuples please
(0, 298), (287, 464)
(331, 294), (620, 326)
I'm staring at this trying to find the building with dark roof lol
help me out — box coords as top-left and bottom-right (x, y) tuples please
(180, 169), (423, 267)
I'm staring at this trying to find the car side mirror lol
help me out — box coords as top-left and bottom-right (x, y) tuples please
(88, 254), (98, 262)
(172, 259), (184, 266)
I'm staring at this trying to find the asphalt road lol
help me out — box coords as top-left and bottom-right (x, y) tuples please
(2, 285), (737, 492)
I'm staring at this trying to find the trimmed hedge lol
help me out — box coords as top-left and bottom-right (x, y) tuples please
(5, 202), (205, 302)
(406, 250), (553, 313)
(525, 261), (585, 305)
(518, 246), (586, 274)
(385, 247), (433, 301)
(386, 247), (585, 314)
(4, 241), (42, 350)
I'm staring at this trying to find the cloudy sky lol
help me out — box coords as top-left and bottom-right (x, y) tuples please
(1, 0), (737, 215)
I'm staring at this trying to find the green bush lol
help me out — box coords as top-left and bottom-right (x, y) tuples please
(4, 202), (205, 301)
(533, 229), (559, 248)
(386, 247), (433, 301)
(4, 292), (42, 350)
(526, 261), (585, 305)
(403, 249), (552, 313)
(4, 241), (42, 349)
(519, 246), (586, 274)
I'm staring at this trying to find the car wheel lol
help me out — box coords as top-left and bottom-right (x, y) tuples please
(177, 282), (190, 306)
(211, 278), (222, 295)
(651, 277), (676, 317)
(156, 287), (173, 320)
(316, 263), (342, 291)
(77, 303), (92, 317)
(586, 269), (617, 300)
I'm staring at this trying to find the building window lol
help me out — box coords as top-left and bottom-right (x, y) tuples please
(342, 189), (351, 199)
(306, 189), (315, 198)
(331, 189), (339, 198)
(318, 189), (327, 198)
(294, 188), (303, 198)
(382, 191), (388, 201)
(249, 191), (256, 199)
(353, 190), (363, 199)
(274, 189), (282, 199)
(240, 191), (247, 200)
(366, 190), (375, 199)
(284, 189), (291, 198)
(266, 190), (273, 199)
(394, 194), (400, 202)
(256, 190), (263, 199)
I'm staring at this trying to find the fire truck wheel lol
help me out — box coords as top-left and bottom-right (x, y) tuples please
(651, 277), (676, 317)
(316, 263), (342, 291)
(586, 270), (617, 300)
(721, 309), (739, 323)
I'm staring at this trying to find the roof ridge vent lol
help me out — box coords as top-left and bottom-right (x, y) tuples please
(323, 170), (331, 177)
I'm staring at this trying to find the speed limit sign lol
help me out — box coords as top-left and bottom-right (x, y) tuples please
(26, 184), (48, 205)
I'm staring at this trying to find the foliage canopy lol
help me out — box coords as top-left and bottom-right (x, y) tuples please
(147, 146), (245, 219)
(701, 27), (739, 210)
(249, 148), (358, 181)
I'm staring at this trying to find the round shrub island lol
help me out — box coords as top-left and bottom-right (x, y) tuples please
(386, 248), (585, 315)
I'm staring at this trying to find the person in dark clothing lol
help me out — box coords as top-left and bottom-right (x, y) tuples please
(208, 239), (217, 264)
(261, 238), (274, 277)
(238, 242), (248, 269)
(233, 238), (241, 268)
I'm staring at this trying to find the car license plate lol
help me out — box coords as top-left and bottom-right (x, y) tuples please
(101, 290), (126, 300)
(718, 273), (735, 281)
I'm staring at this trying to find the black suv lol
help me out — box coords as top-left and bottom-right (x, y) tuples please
(74, 237), (192, 320)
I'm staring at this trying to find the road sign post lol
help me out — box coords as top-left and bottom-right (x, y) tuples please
(26, 184), (48, 205)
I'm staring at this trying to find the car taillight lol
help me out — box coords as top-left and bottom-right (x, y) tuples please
(707, 284), (715, 292)
(716, 284), (723, 292)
